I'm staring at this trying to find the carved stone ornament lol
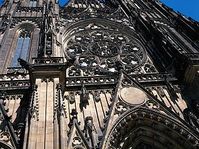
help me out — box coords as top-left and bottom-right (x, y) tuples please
(119, 87), (147, 105)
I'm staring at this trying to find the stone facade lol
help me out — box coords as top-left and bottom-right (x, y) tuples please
(0, 0), (199, 149)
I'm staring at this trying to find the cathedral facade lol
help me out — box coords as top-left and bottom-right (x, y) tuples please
(0, 0), (199, 148)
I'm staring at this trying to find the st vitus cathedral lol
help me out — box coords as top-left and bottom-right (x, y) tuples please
(0, 0), (199, 148)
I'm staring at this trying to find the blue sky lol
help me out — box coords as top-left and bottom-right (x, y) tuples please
(0, 0), (3, 6)
(59, 0), (70, 7)
(0, 0), (198, 21)
(160, 0), (199, 21)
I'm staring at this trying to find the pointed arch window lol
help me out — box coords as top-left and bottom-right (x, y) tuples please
(11, 30), (31, 67)
(29, 0), (37, 7)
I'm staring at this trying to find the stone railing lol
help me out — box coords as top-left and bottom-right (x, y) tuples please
(32, 57), (64, 64)
(66, 75), (118, 87)
(7, 67), (28, 75)
(130, 73), (177, 84)
(14, 6), (43, 18)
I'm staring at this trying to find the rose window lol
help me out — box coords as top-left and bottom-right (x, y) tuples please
(64, 24), (147, 73)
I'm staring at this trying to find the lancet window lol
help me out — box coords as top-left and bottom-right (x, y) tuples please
(11, 30), (31, 67)
(29, 0), (37, 7)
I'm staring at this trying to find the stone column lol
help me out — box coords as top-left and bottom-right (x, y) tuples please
(56, 83), (67, 149)
(24, 78), (60, 149)
(23, 85), (39, 149)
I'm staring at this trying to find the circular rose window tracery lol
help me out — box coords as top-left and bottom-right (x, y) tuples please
(64, 21), (147, 74)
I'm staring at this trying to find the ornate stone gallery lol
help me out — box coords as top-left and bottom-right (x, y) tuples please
(0, 0), (199, 149)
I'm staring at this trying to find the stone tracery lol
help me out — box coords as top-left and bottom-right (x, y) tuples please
(64, 20), (147, 75)
(0, 0), (198, 148)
